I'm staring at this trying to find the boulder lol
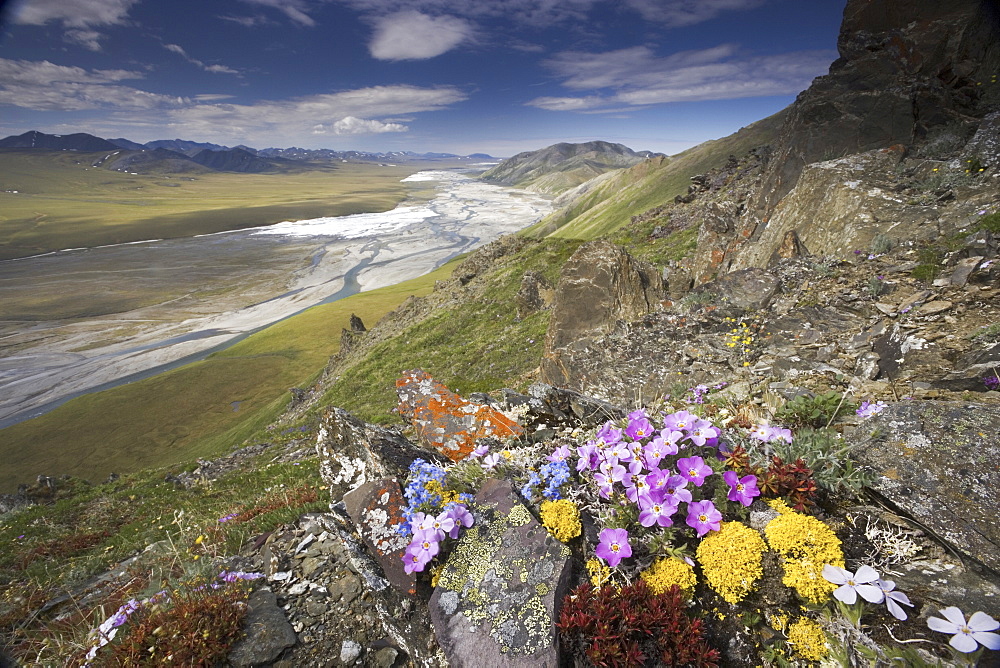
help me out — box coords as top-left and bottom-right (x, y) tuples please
(316, 407), (441, 500)
(541, 241), (665, 388)
(850, 401), (1000, 573)
(396, 370), (524, 462)
(429, 479), (571, 667)
(343, 479), (415, 595)
(227, 589), (297, 666)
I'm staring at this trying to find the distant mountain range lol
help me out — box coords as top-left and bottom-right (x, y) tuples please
(0, 130), (497, 174)
(479, 141), (663, 194)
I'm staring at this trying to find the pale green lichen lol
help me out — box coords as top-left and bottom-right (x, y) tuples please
(435, 500), (568, 655)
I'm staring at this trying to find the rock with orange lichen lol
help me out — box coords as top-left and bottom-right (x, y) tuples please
(343, 478), (415, 595)
(396, 370), (524, 461)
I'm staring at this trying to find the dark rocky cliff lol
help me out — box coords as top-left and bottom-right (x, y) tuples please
(753, 0), (1000, 218)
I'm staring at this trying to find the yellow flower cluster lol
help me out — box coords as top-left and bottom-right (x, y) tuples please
(786, 617), (829, 663)
(640, 557), (697, 599)
(695, 522), (767, 604)
(764, 503), (844, 604)
(539, 499), (582, 543)
(425, 480), (462, 506)
(586, 558), (611, 588)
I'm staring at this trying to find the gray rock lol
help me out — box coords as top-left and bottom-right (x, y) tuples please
(340, 639), (362, 664)
(429, 479), (571, 667)
(851, 401), (1000, 573)
(228, 589), (297, 666)
(373, 646), (399, 668)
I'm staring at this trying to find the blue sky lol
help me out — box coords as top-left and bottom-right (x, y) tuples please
(0, 0), (845, 156)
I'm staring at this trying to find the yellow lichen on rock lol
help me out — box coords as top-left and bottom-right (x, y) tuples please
(764, 507), (843, 604)
(787, 617), (828, 663)
(640, 557), (697, 599)
(695, 521), (767, 604)
(539, 499), (582, 543)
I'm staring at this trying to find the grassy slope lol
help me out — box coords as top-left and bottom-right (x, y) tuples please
(317, 238), (584, 424)
(0, 151), (421, 260)
(523, 111), (786, 241)
(0, 259), (459, 493)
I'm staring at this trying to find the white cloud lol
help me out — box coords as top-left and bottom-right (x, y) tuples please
(239, 0), (316, 27)
(527, 44), (836, 112)
(369, 11), (472, 61)
(317, 116), (408, 134)
(11, 0), (138, 50)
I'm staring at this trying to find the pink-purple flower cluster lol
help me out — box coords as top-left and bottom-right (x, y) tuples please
(578, 409), (761, 567)
(401, 504), (474, 574)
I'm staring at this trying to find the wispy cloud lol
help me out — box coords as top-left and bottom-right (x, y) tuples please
(527, 44), (835, 111)
(0, 58), (184, 111)
(369, 11), (473, 61)
(162, 43), (241, 75)
(161, 84), (466, 144)
(238, 0), (317, 27)
(11, 0), (139, 51)
(624, 0), (767, 27)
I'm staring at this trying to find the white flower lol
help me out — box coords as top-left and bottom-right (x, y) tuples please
(927, 607), (1000, 653)
(875, 578), (913, 620)
(822, 564), (885, 604)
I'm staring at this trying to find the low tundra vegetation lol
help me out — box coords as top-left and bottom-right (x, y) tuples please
(395, 382), (998, 667)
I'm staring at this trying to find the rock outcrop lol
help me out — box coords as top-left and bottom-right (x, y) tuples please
(753, 0), (1000, 218)
(541, 241), (665, 388)
(850, 401), (1000, 573)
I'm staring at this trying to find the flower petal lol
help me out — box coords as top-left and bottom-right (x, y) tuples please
(854, 564), (880, 584)
(928, 615), (960, 635)
(833, 584), (858, 605)
(968, 611), (1000, 633)
(939, 606), (968, 627)
(822, 564), (848, 585)
(949, 632), (980, 654)
(972, 631), (1000, 651)
(857, 583), (885, 603)
(885, 596), (908, 621)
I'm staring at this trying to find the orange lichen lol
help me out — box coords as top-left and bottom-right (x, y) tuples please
(396, 370), (523, 461)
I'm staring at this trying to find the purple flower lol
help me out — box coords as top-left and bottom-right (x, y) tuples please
(217, 513), (238, 523)
(822, 564), (884, 604)
(547, 444), (572, 463)
(637, 493), (677, 528)
(625, 475), (651, 504)
(749, 423), (772, 441)
(443, 504), (474, 538)
(469, 443), (490, 458)
(685, 500), (721, 536)
(595, 528), (632, 567)
(927, 607), (1000, 653)
(607, 440), (633, 462)
(688, 421), (719, 446)
(677, 455), (713, 486)
(576, 444), (599, 471)
(403, 530), (441, 574)
(662, 475), (692, 504)
(219, 570), (264, 583)
(625, 416), (654, 441)
(663, 410), (698, 433)
(984, 374), (1000, 391)
(769, 426), (793, 443)
(875, 578), (913, 621)
(723, 470), (760, 506)
(857, 400), (888, 418)
(482, 452), (502, 470)
(594, 422), (623, 447)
